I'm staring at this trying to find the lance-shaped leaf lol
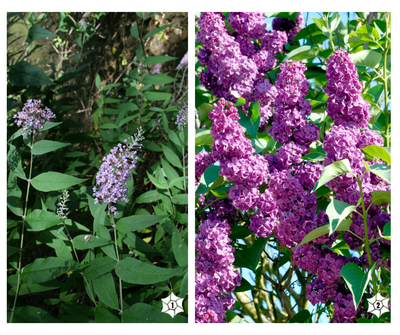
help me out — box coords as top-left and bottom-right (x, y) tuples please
(326, 199), (357, 235)
(116, 215), (167, 233)
(7, 143), (26, 180)
(142, 22), (175, 39)
(21, 257), (85, 284)
(122, 303), (187, 323)
(9, 61), (54, 87)
(26, 24), (58, 43)
(142, 55), (177, 65)
(25, 209), (62, 231)
(83, 256), (117, 280)
(312, 159), (352, 192)
(340, 262), (376, 309)
(31, 172), (87, 192)
(72, 234), (112, 250)
(142, 74), (176, 85)
(115, 257), (186, 285)
(92, 272), (120, 310)
(31, 140), (71, 156)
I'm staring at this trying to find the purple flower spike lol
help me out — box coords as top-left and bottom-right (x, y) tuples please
(93, 128), (144, 215)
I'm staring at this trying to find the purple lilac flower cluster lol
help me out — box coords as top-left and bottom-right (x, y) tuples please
(325, 50), (371, 128)
(272, 13), (304, 44)
(197, 12), (287, 130)
(293, 49), (391, 322)
(195, 215), (240, 323)
(175, 102), (188, 130)
(13, 99), (56, 138)
(323, 49), (390, 257)
(93, 129), (144, 215)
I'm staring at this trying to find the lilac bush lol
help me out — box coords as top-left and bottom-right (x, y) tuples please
(196, 11), (391, 323)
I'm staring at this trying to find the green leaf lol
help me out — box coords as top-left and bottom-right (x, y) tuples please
(122, 232), (159, 256)
(171, 194), (188, 205)
(143, 91), (172, 101)
(370, 190), (390, 206)
(378, 222), (390, 240)
(361, 145), (391, 166)
(237, 102), (260, 139)
(136, 190), (159, 204)
(312, 159), (352, 192)
(25, 209), (61, 231)
(21, 257), (85, 284)
(161, 144), (182, 169)
(115, 257), (186, 285)
(31, 140), (71, 155)
(326, 199), (356, 235)
(197, 103), (213, 121)
(83, 256), (117, 280)
(328, 12), (341, 32)
(31, 172), (87, 192)
(95, 306), (121, 323)
(86, 194), (107, 236)
(234, 238), (268, 272)
(7, 143), (26, 180)
(350, 50), (382, 69)
(340, 262), (376, 309)
(289, 310), (311, 323)
(99, 123), (117, 129)
(297, 220), (352, 247)
(283, 45), (320, 62)
(122, 303), (187, 323)
(9, 61), (54, 86)
(116, 215), (167, 233)
(147, 171), (168, 189)
(143, 22), (175, 39)
(72, 235), (113, 250)
(130, 22), (140, 39)
(195, 129), (213, 146)
(168, 176), (187, 189)
(142, 55), (177, 65)
(7, 170), (24, 217)
(195, 165), (221, 195)
(369, 164), (391, 184)
(10, 306), (59, 323)
(26, 24), (58, 43)
(142, 74), (176, 85)
(95, 73), (101, 89)
(8, 280), (62, 296)
(92, 272), (120, 310)
(172, 226), (188, 267)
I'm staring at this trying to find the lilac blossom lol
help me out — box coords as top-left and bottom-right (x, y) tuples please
(272, 12), (304, 43)
(13, 99), (56, 138)
(93, 128), (144, 215)
(195, 217), (240, 323)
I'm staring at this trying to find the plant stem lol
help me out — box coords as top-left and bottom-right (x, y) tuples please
(9, 135), (34, 323)
(382, 13), (390, 147)
(110, 213), (124, 321)
(356, 177), (378, 295)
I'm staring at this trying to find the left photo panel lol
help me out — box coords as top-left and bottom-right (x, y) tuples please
(7, 12), (188, 323)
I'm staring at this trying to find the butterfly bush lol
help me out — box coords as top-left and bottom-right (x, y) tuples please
(175, 102), (188, 130)
(93, 128), (144, 215)
(13, 99), (56, 138)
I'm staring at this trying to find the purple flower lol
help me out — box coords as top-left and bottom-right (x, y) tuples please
(175, 102), (188, 130)
(177, 51), (188, 69)
(228, 12), (266, 40)
(93, 128), (144, 215)
(272, 12), (304, 43)
(13, 99), (56, 138)
(195, 217), (241, 323)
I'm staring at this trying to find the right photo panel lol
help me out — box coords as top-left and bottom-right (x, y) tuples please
(194, 12), (391, 323)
